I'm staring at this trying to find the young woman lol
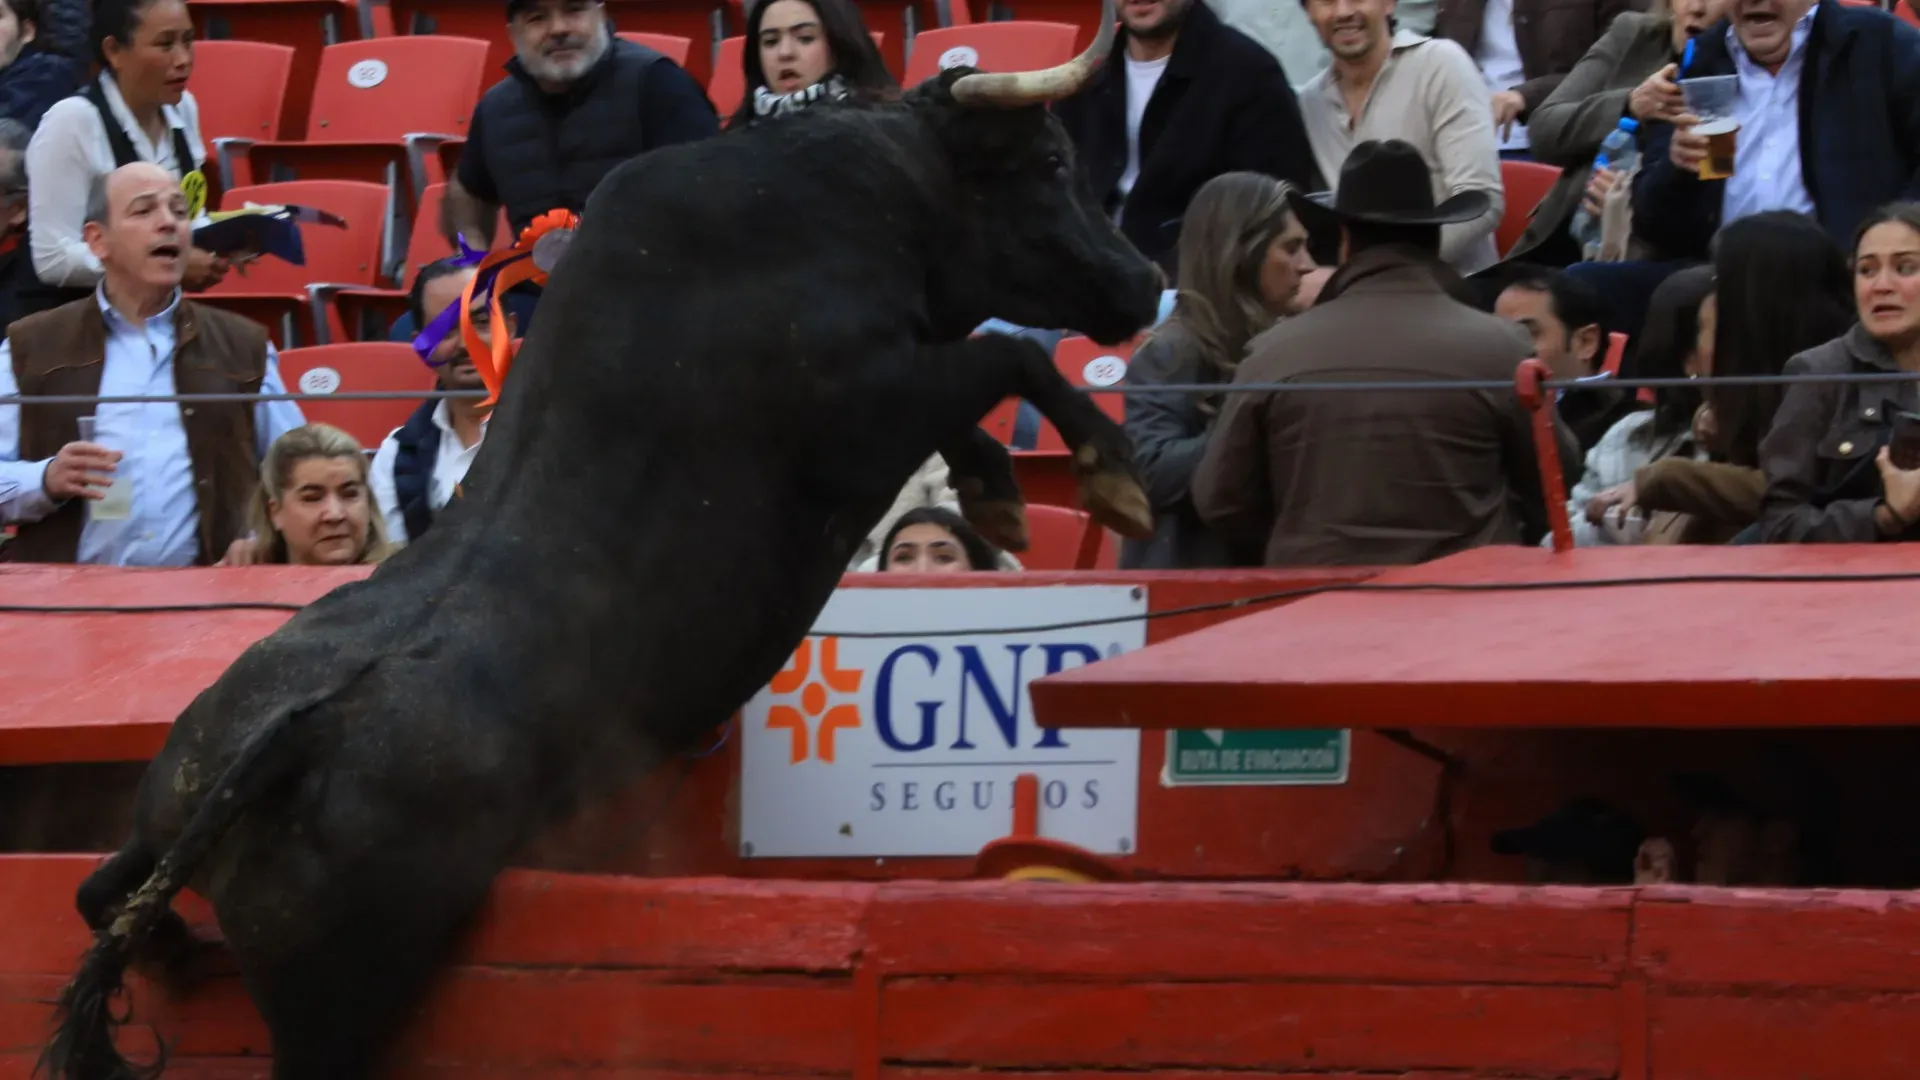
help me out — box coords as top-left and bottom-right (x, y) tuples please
(21, 0), (225, 314)
(1120, 171), (1316, 569)
(1617, 211), (1855, 543)
(727, 0), (895, 129)
(1758, 202), (1920, 542)
(876, 505), (1000, 573)
(1562, 265), (1713, 545)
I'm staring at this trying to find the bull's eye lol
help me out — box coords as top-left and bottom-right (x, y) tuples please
(1046, 153), (1068, 178)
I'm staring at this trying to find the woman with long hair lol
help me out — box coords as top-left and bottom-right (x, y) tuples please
(1758, 202), (1920, 542)
(1120, 170), (1316, 568)
(1558, 264), (1714, 545)
(1620, 211), (1855, 543)
(727, 0), (895, 129)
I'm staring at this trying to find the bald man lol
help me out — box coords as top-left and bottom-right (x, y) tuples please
(0, 162), (306, 566)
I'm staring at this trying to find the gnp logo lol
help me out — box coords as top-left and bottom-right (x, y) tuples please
(764, 637), (863, 764)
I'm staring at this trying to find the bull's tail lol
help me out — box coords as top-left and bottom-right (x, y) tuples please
(37, 704), (310, 1080)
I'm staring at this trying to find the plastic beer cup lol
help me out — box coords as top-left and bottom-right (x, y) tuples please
(73, 415), (132, 521)
(1680, 76), (1740, 180)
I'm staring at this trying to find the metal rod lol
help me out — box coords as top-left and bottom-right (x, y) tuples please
(4, 370), (1916, 407)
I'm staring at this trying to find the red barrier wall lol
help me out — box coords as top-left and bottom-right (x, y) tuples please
(4, 855), (1918, 1078)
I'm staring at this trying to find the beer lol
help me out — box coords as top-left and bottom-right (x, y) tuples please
(1695, 118), (1739, 181)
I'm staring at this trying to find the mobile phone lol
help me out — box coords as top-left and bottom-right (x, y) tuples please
(1890, 407), (1920, 470)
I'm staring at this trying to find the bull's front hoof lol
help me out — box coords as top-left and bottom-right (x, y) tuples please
(964, 498), (1030, 554)
(1079, 470), (1154, 542)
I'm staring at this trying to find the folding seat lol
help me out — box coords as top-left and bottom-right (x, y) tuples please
(187, 40), (295, 195)
(276, 342), (437, 449)
(318, 181), (511, 343)
(241, 35), (491, 233)
(188, 0), (375, 138)
(194, 180), (393, 348)
(900, 19), (1075, 85)
(616, 31), (694, 65)
(1496, 159), (1561, 258)
(1020, 504), (1114, 569)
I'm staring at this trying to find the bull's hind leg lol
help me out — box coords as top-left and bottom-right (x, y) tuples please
(222, 844), (500, 1079)
(917, 335), (1153, 540)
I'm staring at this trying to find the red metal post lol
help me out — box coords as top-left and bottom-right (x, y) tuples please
(1011, 773), (1039, 838)
(1513, 358), (1573, 553)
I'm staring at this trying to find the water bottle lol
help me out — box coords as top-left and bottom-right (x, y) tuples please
(1570, 118), (1640, 261)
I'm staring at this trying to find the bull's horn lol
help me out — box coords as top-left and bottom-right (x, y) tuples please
(948, 0), (1115, 107)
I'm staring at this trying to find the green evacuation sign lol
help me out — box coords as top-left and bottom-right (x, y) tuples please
(1163, 729), (1350, 786)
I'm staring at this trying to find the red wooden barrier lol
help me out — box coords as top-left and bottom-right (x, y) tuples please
(4, 856), (1920, 1078)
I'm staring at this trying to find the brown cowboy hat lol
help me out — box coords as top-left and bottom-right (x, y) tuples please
(1291, 139), (1491, 227)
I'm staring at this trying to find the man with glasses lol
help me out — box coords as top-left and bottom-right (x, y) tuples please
(441, 0), (718, 254)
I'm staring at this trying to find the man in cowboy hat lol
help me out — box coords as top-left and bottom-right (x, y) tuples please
(1190, 139), (1560, 567)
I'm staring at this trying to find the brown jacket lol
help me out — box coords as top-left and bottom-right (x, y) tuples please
(1435, 0), (1646, 114)
(1507, 11), (1675, 263)
(8, 294), (269, 564)
(1756, 326), (1918, 544)
(1190, 245), (1550, 567)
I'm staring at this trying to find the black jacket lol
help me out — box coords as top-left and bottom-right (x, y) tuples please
(1630, 1), (1920, 260)
(1051, 0), (1320, 273)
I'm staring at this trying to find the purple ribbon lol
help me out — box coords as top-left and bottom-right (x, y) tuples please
(410, 233), (514, 368)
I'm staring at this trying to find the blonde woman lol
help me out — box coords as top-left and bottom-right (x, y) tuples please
(1120, 171), (1316, 569)
(223, 424), (392, 567)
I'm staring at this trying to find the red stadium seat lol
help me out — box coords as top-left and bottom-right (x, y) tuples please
(188, 40), (295, 195)
(1031, 335), (1133, 451)
(189, 0), (373, 138)
(197, 180), (394, 348)
(1602, 330), (1627, 377)
(1497, 159), (1561, 257)
(277, 342), (436, 449)
(709, 31), (885, 123)
(320, 182), (512, 342)
(1020, 504), (1113, 570)
(1901, 0), (1918, 27)
(616, 31), (694, 65)
(389, 0), (734, 87)
(963, 1), (1105, 49)
(901, 20), (1075, 85)
(244, 36), (491, 218)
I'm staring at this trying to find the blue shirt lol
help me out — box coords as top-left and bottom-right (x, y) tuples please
(1721, 5), (1818, 225)
(0, 288), (306, 566)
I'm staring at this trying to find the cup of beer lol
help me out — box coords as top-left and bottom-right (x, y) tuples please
(1679, 75), (1740, 180)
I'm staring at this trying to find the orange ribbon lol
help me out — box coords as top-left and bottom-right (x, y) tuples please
(458, 208), (580, 411)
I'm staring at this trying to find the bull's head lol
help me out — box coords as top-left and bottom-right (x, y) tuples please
(905, 0), (1162, 345)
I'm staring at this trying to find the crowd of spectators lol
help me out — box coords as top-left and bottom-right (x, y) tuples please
(0, 0), (1915, 575)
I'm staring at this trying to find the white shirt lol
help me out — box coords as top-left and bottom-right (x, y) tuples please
(0, 288), (307, 566)
(1114, 53), (1170, 217)
(1721, 6), (1817, 225)
(25, 73), (208, 288)
(368, 401), (487, 546)
(1475, 0), (1529, 151)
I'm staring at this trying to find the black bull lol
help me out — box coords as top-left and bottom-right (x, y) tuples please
(40, 37), (1163, 1080)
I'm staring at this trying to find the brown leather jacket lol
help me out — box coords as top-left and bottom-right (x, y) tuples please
(1190, 245), (1551, 567)
(1435, 0), (1648, 114)
(1757, 326), (1919, 544)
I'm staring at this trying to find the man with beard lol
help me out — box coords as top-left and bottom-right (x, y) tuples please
(441, 0), (718, 250)
(368, 257), (506, 547)
(1296, 0), (1504, 274)
(1050, 0), (1320, 275)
